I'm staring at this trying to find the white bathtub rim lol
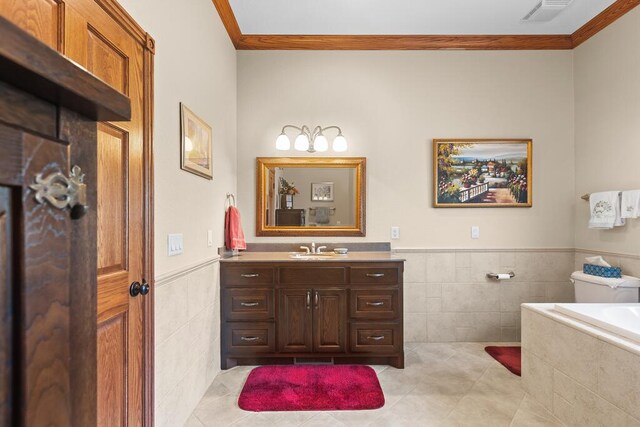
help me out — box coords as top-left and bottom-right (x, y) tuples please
(522, 303), (640, 358)
(554, 303), (640, 343)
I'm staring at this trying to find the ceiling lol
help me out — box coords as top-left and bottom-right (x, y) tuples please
(229, 0), (615, 35)
(213, 0), (640, 49)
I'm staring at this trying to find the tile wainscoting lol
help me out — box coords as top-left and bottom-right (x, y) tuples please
(154, 257), (221, 427)
(394, 249), (576, 343)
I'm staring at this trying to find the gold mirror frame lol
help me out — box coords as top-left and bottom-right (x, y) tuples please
(256, 157), (366, 237)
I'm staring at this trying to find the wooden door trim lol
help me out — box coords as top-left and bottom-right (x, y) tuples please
(211, 0), (639, 50)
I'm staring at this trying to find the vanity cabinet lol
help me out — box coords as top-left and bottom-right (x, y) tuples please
(220, 259), (404, 369)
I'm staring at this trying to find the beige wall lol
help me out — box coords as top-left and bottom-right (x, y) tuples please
(573, 7), (640, 257)
(119, 0), (237, 275)
(237, 51), (576, 248)
(115, 0), (236, 425)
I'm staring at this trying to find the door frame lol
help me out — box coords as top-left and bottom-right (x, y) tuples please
(91, 0), (155, 424)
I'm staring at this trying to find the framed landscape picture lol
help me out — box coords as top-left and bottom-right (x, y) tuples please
(180, 103), (213, 180)
(311, 182), (334, 201)
(433, 139), (532, 208)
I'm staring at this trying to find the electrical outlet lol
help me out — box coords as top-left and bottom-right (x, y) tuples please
(168, 233), (183, 256)
(391, 226), (400, 240)
(471, 226), (480, 239)
(207, 230), (213, 247)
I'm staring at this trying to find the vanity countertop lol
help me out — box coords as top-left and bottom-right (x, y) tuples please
(220, 251), (405, 263)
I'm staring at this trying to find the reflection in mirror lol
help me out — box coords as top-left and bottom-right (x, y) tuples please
(256, 158), (366, 237)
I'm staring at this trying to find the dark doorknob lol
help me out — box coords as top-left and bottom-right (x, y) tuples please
(139, 280), (150, 295)
(130, 281), (141, 297)
(130, 280), (150, 297)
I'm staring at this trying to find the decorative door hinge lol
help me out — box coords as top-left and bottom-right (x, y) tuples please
(30, 165), (88, 219)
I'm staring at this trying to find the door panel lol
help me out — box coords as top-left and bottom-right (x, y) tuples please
(97, 313), (127, 427)
(64, 2), (145, 426)
(313, 289), (346, 353)
(0, 0), (64, 50)
(97, 122), (128, 275)
(278, 289), (312, 353)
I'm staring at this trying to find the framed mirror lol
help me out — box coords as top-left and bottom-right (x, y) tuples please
(256, 157), (366, 236)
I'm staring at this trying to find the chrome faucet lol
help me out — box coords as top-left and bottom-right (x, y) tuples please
(300, 243), (327, 254)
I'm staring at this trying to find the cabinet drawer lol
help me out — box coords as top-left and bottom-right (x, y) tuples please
(279, 267), (346, 285)
(350, 267), (398, 285)
(221, 266), (274, 286)
(350, 289), (399, 320)
(223, 288), (274, 321)
(350, 323), (402, 354)
(224, 322), (275, 354)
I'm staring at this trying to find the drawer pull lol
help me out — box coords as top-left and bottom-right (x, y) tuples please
(367, 335), (385, 341)
(240, 302), (259, 307)
(241, 273), (259, 278)
(366, 273), (385, 278)
(366, 301), (385, 307)
(240, 336), (260, 342)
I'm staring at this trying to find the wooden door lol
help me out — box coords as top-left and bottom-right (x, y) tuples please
(63, 2), (147, 426)
(313, 289), (347, 353)
(278, 289), (313, 353)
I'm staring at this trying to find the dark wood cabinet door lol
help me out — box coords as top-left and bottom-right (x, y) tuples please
(313, 289), (347, 353)
(0, 124), (97, 427)
(278, 289), (312, 353)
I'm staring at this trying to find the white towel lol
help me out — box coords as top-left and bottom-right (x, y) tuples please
(621, 190), (640, 219)
(588, 191), (625, 229)
(314, 207), (330, 224)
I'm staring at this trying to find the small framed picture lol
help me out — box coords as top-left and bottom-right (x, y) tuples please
(180, 103), (213, 180)
(311, 182), (334, 201)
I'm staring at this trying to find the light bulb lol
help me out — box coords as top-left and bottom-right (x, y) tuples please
(333, 134), (348, 152)
(185, 137), (194, 152)
(314, 134), (328, 152)
(294, 133), (310, 151)
(275, 133), (290, 150)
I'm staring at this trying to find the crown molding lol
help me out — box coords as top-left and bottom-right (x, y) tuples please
(211, 0), (241, 48)
(236, 34), (573, 50)
(572, 0), (640, 48)
(212, 0), (638, 50)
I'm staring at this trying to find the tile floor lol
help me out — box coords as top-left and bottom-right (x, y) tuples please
(185, 343), (564, 426)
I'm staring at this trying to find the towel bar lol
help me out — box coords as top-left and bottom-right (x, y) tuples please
(486, 271), (515, 280)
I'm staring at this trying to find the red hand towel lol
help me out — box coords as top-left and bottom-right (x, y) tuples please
(225, 206), (246, 251)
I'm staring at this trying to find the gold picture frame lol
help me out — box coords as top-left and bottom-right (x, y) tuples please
(180, 103), (213, 180)
(433, 139), (532, 208)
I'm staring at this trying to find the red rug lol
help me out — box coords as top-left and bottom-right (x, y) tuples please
(485, 346), (521, 376)
(238, 365), (385, 411)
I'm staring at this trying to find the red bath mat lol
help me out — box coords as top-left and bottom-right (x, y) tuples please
(238, 365), (385, 412)
(485, 346), (521, 376)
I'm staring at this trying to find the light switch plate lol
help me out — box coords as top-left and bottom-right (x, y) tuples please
(391, 226), (400, 240)
(471, 226), (480, 239)
(168, 233), (183, 256)
(207, 230), (213, 247)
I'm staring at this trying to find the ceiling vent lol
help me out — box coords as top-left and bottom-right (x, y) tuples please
(522, 0), (573, 22)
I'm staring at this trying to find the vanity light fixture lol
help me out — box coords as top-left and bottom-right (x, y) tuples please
(275, 125), (348, 153)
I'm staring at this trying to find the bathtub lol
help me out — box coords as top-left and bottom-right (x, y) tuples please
(554, 303), (640, 343)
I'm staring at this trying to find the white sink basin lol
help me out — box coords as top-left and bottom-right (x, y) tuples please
(288, 252), (338, 260)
